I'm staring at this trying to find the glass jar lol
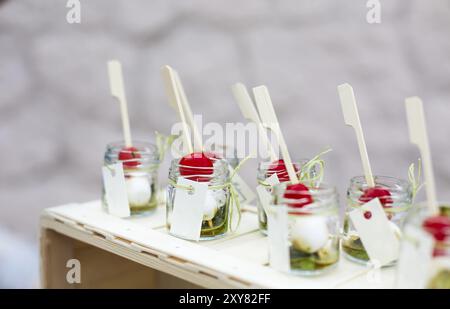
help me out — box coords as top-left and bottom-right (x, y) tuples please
(166, 158), (231, 240)
(257, 159), (311, 234)
(102, 141), (160, 214)
(397, 203), (450, 289)
(272, 182), (340, 275)
(342, 176), (413, 265)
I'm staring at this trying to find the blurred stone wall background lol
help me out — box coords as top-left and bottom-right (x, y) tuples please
(0, 0), (450, 286)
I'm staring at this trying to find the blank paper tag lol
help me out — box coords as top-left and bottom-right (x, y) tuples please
(267, 205), (290, 272)
(102, 163), (130, 218)
(349, 198), (400, 266)
(229, 165), (256, 205)
(256, 174), (280, 214)
(396, 225), (434, 288)
(170, 178), (208, 241)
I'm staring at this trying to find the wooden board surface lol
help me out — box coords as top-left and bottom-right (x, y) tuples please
(40, 201), (395, 288)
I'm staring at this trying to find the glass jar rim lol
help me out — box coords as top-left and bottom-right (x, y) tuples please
(257, 159), (312, 183)
(174, 157), (226, 171)
(277, 182), (336, 195)
(348, 175), (412, 201)
(411, 201), (450, 206)
(169, 157), (230, 182)
(273, 182), (338, 214)
(257, 159), (310, 170)
(349, 175), (410, 187)
(105, 141), (160, 165)
(413, 201), (450, 217)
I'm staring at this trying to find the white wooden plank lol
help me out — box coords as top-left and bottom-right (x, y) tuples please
(43, 200), (395, 288)
(334, 265), (396, 289)
(44, 202), (284, 288)
(41, 217), (243, 289)
(216, 234), (269, 265)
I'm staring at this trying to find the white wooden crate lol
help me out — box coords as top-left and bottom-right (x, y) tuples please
(40, 201), (395, 288)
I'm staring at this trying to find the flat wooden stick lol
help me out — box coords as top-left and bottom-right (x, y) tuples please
(405, 97), (438, 215)
(107, 60), (132, 148)
(174, 71), (204, 152)
(253, 85), (299, 184)
(161, 65), (193, 154)
(232, 83), (278, 161)
(338, 83), (375, 187)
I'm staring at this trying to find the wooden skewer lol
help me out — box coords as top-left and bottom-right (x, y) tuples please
(405, 97), (438, 215)
(253, 85), (299, 184)
(107, 60), (133, 148)
(161, 65), (193, 154)
(232, 83), (278, 161)
(338, 83), (375, 187)
(174, 71), (204, 152)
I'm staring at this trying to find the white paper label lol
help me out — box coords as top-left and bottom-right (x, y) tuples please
(229, 165), (256, 205)
(349, 198), (400, 266)
(267, 205), (290, 272)
(170, 178), (208, 241)
(396, 225), (434, 289)
(256, 174), (280, 215)
(102, 163), (130, 218)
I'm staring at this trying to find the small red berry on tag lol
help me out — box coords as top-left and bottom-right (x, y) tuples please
(284, 183), (313, 210)
(118, 147), (141, 168)
(363, 211), (372, 220)
(423, 215), (450, 242)
(267, 159), (299, 182)
(179, 152), (214, 182)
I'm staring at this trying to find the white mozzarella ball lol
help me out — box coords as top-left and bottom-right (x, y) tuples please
(291, 215), (329, 253)
(203, 191), (218, 220)
(126, 177), (152, 207)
